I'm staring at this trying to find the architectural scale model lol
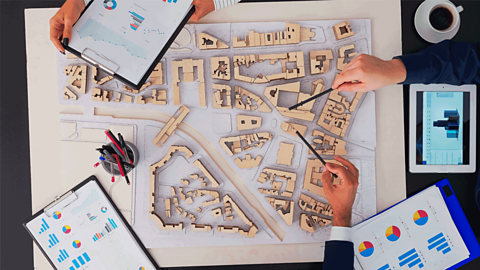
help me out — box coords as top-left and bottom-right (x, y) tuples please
(232, 23), (315, 48)
(57, 19), (376, 247)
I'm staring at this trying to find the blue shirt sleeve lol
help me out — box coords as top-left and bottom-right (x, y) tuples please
(323, 240), (354, 270)
(397, 40), (480, 85)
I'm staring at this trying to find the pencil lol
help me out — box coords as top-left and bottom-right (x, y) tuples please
(288, 88), (335, 110)
(295, 131), (338, 178)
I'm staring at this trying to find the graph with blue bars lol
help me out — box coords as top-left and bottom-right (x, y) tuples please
(38, 218), (50, 234)
(129, 11), (144, 31)
(57, 249), (69, 263)
(69, 252), (91, 269)
(93, 218), (118, 241)
(378, 263), (392, 270)
(427, 232), (451, 255)
(398, 248), (424, 268)
(47, 233), (59, 248)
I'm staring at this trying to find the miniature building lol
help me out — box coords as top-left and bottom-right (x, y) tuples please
(193, 160), (220, 187)
(212, 84), (232, 109)
(171, 58), (205, 106)
(150, 62), (163, 85)
(309, 130), (347, 156)
(265, 198), (294, 226)
(91, 88), (112, 102)
(333, 20), (355, 40)
(317, 87), (363, 137)
(237, 115), (262, 130)
(233, 52), (305, 83)
(257, 168), (297, 198)
(64, 65), (87, 94)
(310, 50), (333, 74)
(91, 66), (114, 85)
(299, 213), (315, 233)
(277, 142), (294, 166)
(198, 32), (229, 50)
(264, 81), (325, 121)
(298, 193), (333, 217)
(232, 23), (314, 48)
(303, 159), (342, 198)
(152, 105), (190, 147)
(211, 57), (230, 80)
(337, 44), (356, 71)
(281, 122), (307, 137)
(234, 154), (262, 169)
(63, 87), (77, 100)
(123, 82), (152, 94)
(235, 86), (271, 112)
(219, 132), (273, 157)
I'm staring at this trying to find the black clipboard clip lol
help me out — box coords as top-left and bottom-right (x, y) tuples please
(43, 190), (78, 218)
(82, 48), (120, 76)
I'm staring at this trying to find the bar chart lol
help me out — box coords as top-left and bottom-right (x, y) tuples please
(427, 232), (452, 255)
(38, 218), (50, 234)
(92, 218), (118, 241)
(129, 11), (145, 31)
(69, 252), (91, 269)
(398, 248), (424, 268)
(57, 249), (69, 263)
(48, 233), (59, 248)
(378, 264), (392, 270)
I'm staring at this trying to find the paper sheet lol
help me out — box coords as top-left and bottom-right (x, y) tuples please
(352, 186), (469, 270)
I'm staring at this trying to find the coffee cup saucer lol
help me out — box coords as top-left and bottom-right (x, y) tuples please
(414, 0), (461, 44)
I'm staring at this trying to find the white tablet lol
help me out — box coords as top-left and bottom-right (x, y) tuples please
(409, 84), (476, 173)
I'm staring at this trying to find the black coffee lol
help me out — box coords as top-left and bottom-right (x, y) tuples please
(429, 6), (454, 31)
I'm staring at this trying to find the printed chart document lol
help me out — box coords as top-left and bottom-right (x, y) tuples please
(25, 179), (157, 270)
(68, 0), (193, 85)
(352, 186), (469, 270)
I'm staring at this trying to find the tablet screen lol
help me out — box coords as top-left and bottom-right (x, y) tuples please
(416, 91), (470, 165)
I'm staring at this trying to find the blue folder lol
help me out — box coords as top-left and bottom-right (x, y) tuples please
(357, 178), (480, 269)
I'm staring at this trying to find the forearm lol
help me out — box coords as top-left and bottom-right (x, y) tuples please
(397, 40), (480, 85)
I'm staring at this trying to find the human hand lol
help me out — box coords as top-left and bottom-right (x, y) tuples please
(49, 0), (85, 53)
(332, 54), (407, 93)
(190, 0), (215, 22)
(322, 156), (359, 227)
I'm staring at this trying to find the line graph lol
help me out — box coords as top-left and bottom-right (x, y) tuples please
(77, 18), (149, 59)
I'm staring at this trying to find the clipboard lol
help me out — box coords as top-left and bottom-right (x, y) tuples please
(64, 0), (195, 90)
(23, 175), (160, 270)
(354, 178), (480, 269)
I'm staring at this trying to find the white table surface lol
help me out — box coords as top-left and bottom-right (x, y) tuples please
(25, 0), (406, 267)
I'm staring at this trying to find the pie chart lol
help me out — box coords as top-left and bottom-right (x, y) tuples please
(139, 267), (145, 270)
(359, 241), (374, 257)
(62, 225), (71, 234)
(385, 226), (401, 242)
(53, 211), (62, 220)
(413, 210), (428, 226)
(72, 240), (82, 249)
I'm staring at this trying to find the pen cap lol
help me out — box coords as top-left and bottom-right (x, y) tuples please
(101, 141), (139, 176)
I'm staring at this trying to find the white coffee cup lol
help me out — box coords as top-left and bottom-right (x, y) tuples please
(428, 1), (463, 33)
(414, 0), (464, 43)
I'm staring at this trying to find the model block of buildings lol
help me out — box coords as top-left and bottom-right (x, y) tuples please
(333, 20), (355, 40)
(337, 44), (357, 71)
(152, 105), (190, 147)
(212, 84), (232, 109)
(211, 57), (230, 80)
(264, 81), (325, 121)
(64, 65), (87, 94)
(309, 130), (347, 156)
(303, 159), (342, 198)
(232, 23), (314, 48)
(233, 52), (305, 83)
(310, 50), (333, 74)
(198, 32), (229, 50)
(235, 86), (271, 112)
(171, 58), (206, 106)
(219, 132), (273, 157)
